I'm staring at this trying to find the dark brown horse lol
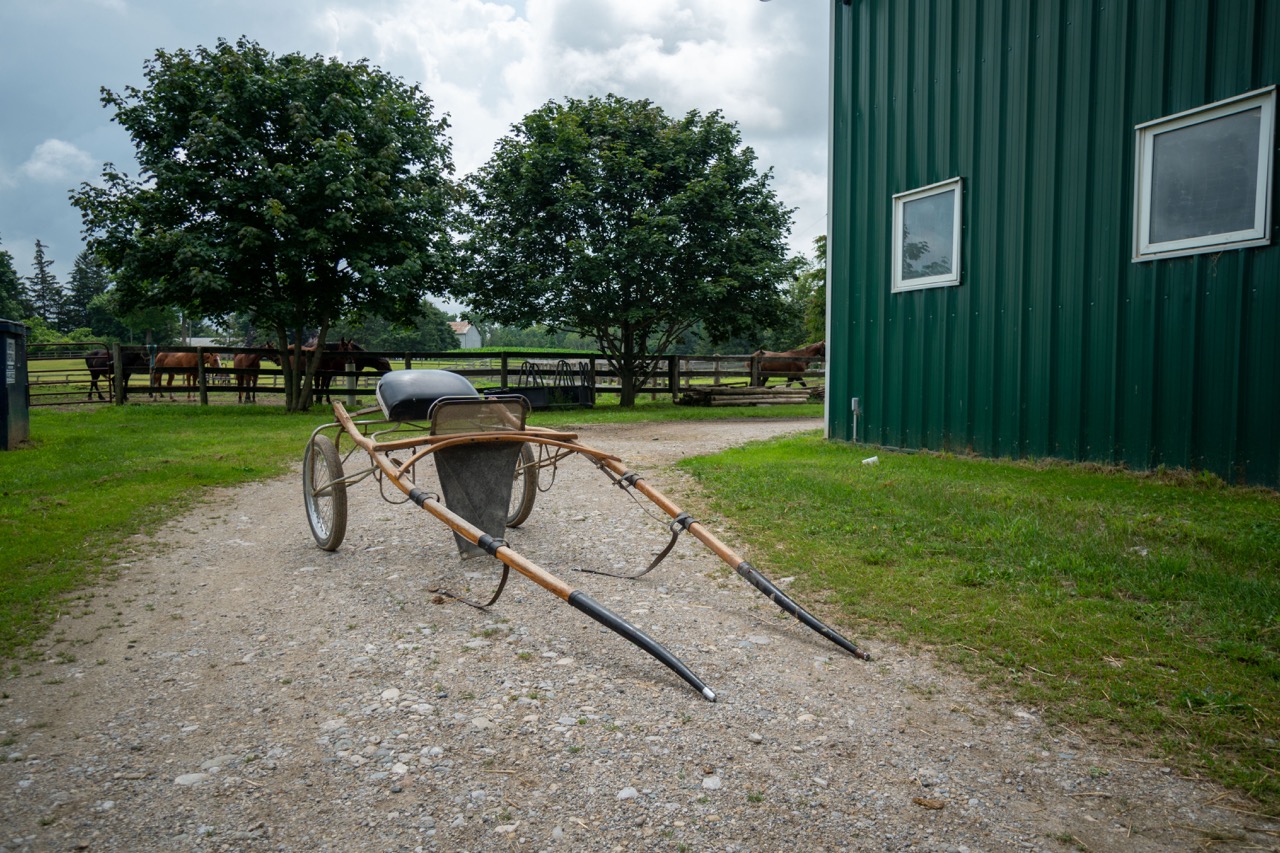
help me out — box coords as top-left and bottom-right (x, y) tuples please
(752, 341), (826, 387)
(307, 339), (393, 403)
(84, 349), (150, 401)
(152, 351), (221, 400)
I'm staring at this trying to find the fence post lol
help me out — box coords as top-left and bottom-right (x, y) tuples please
(500, 353), (509, 388)
(112, 342), (125, 404)
(667, 355), (680, 401)
(404, 352), (412, 370)
(196, 347), (209, 405)
(346, 360), (357, 408)
(749, 353), (761, 388)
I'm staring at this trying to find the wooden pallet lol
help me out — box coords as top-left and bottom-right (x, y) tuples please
(678, 385), (815, 407)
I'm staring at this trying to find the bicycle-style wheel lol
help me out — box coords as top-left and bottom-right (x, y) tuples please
(506, 442), (537, 528)
(304, 434), (348, 550)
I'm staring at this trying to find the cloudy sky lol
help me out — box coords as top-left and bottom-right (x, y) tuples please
(0, 0), (830, 310)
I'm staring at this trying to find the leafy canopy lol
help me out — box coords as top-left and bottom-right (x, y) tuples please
(71, 37), (457, 410)
(453, 94), (793, 405)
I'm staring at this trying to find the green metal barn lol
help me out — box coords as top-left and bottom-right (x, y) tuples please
(825, 0), (1279, 487)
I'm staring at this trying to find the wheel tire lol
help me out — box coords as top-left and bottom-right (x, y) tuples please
(304, 434), (348, 551)
(506, 443), (537, 528)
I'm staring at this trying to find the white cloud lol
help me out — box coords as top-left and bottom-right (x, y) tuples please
(20, 139), (96, 183)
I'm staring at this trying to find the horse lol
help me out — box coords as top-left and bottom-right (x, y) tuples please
(152, 351), (221, 400)
(233, 351), (280, 403)
(84, 349), (150, 401)
(307, 339), (393, 404)
(751, 341), (826, 387)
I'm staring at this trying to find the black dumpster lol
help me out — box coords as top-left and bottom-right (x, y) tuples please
(0, 319), (29, 450)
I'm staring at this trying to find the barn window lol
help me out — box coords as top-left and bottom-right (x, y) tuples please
(1133, 86), (1275, 261)
(892, 178), (962, 292)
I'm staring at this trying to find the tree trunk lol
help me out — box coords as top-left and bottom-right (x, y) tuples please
(618, 322), (637, 408)
(619, 370), (637, 408)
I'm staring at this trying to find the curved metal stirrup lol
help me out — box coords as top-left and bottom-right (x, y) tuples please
(535, 443), (568, 493)
(579, 511), (693, 579)
(431, 560), (512, 610)
(575, 463), (682, 578)
(375, 455), (414, 505)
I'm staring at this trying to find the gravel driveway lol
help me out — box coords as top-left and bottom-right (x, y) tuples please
(1, 418), (1273, 852)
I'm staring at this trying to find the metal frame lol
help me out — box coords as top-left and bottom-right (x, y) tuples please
(303, 398), (870, 701)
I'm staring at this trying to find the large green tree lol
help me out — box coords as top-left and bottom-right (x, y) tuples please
(0, 236), (24, 320)
(331, 300), (457, 353)
(72, 37), (457, 410)
(63, 249), (112, 333)
(455, 94), (793, 406)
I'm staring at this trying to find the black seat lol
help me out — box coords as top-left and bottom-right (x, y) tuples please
(375, 370), (478, 421)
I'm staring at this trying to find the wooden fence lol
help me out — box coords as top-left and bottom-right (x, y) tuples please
(24, 345), (825, 407)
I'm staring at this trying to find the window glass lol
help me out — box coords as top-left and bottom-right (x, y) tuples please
(1150, 107), (1261, 243)
(1134, 86), (1274, 261)
(892, 177), (962, 292)
(901, 189), (956, 280)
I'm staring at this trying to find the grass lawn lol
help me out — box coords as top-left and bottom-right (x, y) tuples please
(681, 435), (1280, 811)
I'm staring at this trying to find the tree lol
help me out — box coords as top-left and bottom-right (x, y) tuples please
(63, 249), (112, 333)
(25, 240), (65, 329)
(0, 236), (24, 320)
(331, 300), (458, 352)
(72, 37), (457, 411)
(455, 94), (793, 406)
(793, 235), (826, 345)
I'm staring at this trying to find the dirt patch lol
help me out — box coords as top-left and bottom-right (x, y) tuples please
(1, 418), (1272, 852)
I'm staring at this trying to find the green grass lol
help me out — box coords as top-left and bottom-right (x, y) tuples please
(0, 405), (330, 655)
(532, 396), (822, 426)
(681, 436), (1280, 810)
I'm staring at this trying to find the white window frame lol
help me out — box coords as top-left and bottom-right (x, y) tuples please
(892, 177), (963, 293)
(1133, 86), (1276, 262)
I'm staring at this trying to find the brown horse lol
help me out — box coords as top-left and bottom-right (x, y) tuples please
(84, 349), (150, 401)
(152, 351), (221, 400)
(234, 350), (280, 403)
(304, 339), (392, 404)
(234, 353), (262, 403)
(752, 341), (826, 387)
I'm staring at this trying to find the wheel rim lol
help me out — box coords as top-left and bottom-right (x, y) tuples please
(307, 446), (334, 537)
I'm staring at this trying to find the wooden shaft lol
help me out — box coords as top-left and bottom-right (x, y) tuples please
(332, 403), (575, 600)
(594, 456), (746, 567)
(393, 433), (618, 478)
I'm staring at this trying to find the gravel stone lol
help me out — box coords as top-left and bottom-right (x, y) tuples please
(0, 419), (1272, 851)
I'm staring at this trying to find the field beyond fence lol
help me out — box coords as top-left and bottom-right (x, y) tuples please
(24, 344), (824, 408)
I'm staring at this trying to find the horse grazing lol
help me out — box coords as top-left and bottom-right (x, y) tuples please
(152, 351), (221, 400)
(752, 341), (826, 387)
(84, 349), (150, 401)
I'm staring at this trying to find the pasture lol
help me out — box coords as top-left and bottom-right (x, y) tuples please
(3, 403), (1275, 809)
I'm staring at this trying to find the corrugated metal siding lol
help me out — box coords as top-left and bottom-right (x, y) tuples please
(827, 0), (1280, 486)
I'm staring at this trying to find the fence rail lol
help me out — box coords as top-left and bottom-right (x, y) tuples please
(24, 345), (824, 408)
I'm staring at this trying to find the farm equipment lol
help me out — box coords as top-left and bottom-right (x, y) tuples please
(302, 369), (869, 701)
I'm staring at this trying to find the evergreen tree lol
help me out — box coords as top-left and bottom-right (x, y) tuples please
(64, 249), (112, 332)
(25, 240), (65, 328)
(0, 236), (24, 320)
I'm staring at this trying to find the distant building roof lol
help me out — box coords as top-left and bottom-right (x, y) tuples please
(449, 321), (471, 334)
